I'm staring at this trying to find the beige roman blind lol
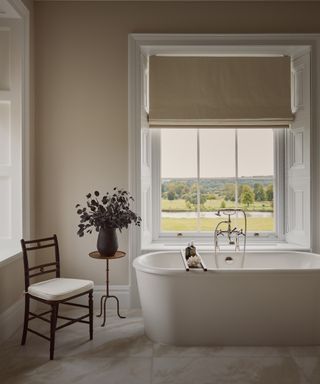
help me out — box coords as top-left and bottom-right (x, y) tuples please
(149, 56), (294, 128)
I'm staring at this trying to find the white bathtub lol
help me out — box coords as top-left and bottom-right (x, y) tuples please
(133, 251), (320, 346)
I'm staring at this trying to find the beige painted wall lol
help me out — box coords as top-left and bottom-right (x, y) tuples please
(34, 1), (320, 286)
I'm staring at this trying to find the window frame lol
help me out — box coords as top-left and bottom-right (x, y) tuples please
(0, 1), (31, 266)
(151, 128), (285, 244)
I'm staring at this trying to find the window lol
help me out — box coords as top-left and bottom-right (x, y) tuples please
(131, 36), (312, 251)
(0, 11), (28, 261)
(154, 128), (279, 239)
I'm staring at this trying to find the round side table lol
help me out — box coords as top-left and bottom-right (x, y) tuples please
(89, 251), (126, 327)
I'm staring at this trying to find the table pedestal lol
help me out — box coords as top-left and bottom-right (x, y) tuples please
(96, 259), (126, 326)
(89, 251), (126, 327)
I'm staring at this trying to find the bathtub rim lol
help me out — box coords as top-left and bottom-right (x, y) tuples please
(133, 250), (320, 276)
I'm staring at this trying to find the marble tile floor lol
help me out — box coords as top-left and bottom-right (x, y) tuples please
(0, 308), (320, 384)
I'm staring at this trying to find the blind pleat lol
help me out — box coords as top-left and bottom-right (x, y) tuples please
(149, 56), (294, 128)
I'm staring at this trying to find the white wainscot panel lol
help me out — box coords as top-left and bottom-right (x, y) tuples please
(0, 176), (11, 238)
(293, 189), (304, 232)
(288, 128), (305, 171)
(141, 129), (150, 169)
(141, 182), (151, 233)
(0, 29), (10, 90)
(293, 64), (304, 111)
(293, 130), (304, 168)
(0, 101), (11, 165)
(288, 185), (305, 232)
(287, 180), (309, 247)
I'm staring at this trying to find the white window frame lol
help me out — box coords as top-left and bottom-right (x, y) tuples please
(128, 33), (319, 308)
(151, 128), (285, 244)
(0, 0), (30, 266)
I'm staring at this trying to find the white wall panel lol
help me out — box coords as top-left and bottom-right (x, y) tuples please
(0, 29), (10, 90)
(0, 177), (11, 238)
(293, 131), (304, 167)
(0, 102), (10, 165)
(286, 52), (310, 247)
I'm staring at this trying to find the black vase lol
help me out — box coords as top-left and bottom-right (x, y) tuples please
(97, 227), (118, 256)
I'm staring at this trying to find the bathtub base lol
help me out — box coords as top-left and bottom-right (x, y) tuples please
(134, 251), (320, 346)
(139, 272), (320, 346)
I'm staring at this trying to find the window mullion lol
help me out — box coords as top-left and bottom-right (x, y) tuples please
(197, 129), (200, 233)
(235, 129), (239, 209)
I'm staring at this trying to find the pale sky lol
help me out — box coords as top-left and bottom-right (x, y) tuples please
(161, 128), (274, 178)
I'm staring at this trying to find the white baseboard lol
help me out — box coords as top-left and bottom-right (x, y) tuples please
(0, 297), (24, 343)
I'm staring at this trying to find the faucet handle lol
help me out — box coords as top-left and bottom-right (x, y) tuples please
(217, 229), (224, 237)
(238, 229), (246, 237)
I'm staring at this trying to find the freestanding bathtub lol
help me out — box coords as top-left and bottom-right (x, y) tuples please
(133, 251), (320, 346)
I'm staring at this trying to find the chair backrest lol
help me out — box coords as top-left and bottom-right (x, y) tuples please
(21, 234), (61, 291)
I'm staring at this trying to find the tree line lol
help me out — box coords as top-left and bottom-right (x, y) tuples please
(162, 179), (273, 208)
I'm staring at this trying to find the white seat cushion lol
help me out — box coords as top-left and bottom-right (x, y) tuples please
(28, 278), (94, 301)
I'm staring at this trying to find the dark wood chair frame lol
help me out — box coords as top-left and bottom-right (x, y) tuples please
(21, 234), (93, 360)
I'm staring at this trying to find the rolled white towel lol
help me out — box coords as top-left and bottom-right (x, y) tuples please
(187, 255), (201, 268)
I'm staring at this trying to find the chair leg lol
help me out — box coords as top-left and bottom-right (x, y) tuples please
(50, 303), (58, 360)
(21, 294), (30, 345)
(89, 291), (93, 340)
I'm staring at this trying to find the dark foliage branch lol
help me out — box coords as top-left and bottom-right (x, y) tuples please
(76, 188), (141, 237)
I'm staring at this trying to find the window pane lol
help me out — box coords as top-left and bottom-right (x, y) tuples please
(159, 128), (276, 235)
(161, 129), (198, 232)
(237, 129), (274, 232)
(199, 129), (236, 231)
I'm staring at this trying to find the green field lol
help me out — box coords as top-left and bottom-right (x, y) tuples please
(161, 198), (274, 232)
(161, 217), (274, 232)
(162, 198), (273, 212)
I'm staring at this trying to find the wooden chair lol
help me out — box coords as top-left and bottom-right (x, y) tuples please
(21, 234), (94, 360)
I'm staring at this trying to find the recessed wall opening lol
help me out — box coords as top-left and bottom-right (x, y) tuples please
(128, 34), (316, 307)
(139, 47), (310, 248)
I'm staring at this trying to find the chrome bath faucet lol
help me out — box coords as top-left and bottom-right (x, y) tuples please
(214, 209), (247, 254)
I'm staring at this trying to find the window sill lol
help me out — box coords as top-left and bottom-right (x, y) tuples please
(0, 248), (22, 268)
(141, 241), (311, 253)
